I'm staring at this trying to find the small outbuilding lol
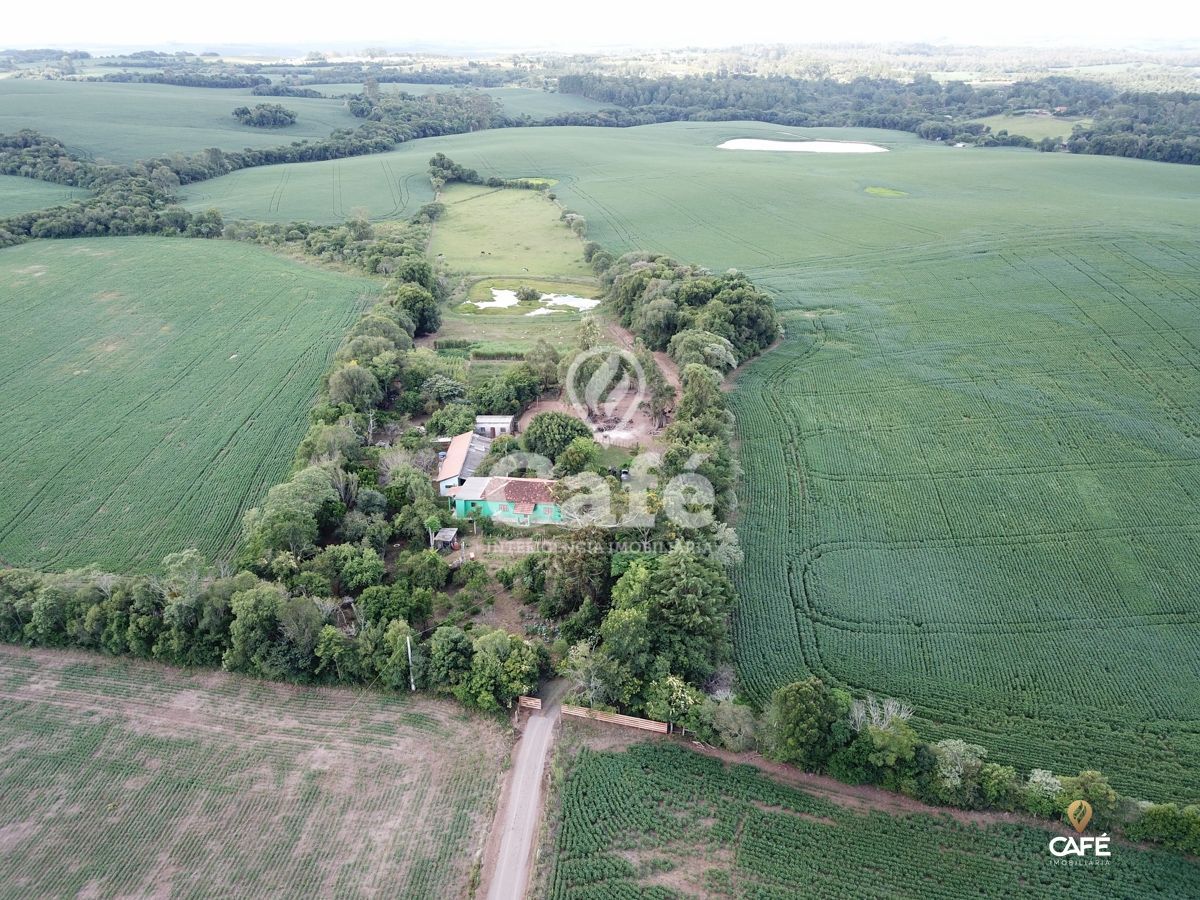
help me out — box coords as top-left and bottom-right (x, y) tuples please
(475, 415), (518, 438)
(432, 527), (459, 551)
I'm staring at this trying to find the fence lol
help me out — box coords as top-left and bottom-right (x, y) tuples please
(561, 704), (669, 733)
(517, 695), (542, 710)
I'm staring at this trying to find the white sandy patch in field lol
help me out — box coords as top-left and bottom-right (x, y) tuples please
(718, 138), (888, 154)
(524, 308), (560, 316)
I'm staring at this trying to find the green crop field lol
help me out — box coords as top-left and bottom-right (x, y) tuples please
(975, 113), (1092, 141)
(0, 237), (379, 572)
(0, 174), (85, 216)
(0, 80), (361, 163)
(542, 742), (1200, 899)
(181, 140), (435, 224)
(392, 123), (1200, 801)
(0, 644), (509, 898)
(50, 120), (1200, 797)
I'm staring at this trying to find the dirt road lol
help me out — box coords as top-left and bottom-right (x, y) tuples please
(485, 682), (565, 900)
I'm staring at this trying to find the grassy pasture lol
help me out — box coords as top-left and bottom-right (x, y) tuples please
(429, 183), (594, 278)
(0, 173), (84, 216)
(542, 741), (1200, 899)
(975, 113), (1091, 141)
(0, 80), (360, 163)
(0, 237), (378, 572)
(0, 644), (508, 898)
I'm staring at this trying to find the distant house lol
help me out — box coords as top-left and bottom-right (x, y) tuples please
(452, 476), (561, 526)
(475, 414), (517, 438)
(435, 431), (493, 497)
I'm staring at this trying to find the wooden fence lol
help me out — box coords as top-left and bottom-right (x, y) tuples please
(517, 695), (542, 710)
(561, 704), (669, 733)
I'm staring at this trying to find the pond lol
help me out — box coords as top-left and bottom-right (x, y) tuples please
(468, 288), (601, 316)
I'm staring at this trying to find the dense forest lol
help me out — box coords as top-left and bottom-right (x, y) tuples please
(555, 73), (1200, 163)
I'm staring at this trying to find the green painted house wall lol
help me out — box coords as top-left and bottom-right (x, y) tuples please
(454, 497), (563, 526)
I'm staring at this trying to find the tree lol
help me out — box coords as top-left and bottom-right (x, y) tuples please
(524, 339), (561, 391)
(929, 739), (988, 807)
(454, 628), (539, 711)
(522, 411), (592, 461)
(408, 550), (450, 590)
(766, 677), (841, 770)
(642, 549), (732, 684)
(1060, 770), (1118, 829)
(394, 283), (440, 336)
(643, 673), (703, 725)
(710, 700), (758, 752)
(315, 625), (364, 683)
(420, 374), (467, 411)
(675, 363), (724, 422)
(560, 641), (624, 708)
(427, 402), (475, 438)
(241, 466), (338, 560)
(223, 583), (286, 677)
(232, 103), (297, 127)
(427, 625), (473, 690)
(554, 436), (600, 476)
(328, 363), (382, 412)
(668, 329), (738, 374)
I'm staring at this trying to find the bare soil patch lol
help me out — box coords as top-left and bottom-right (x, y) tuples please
(0, 645), (511, 899)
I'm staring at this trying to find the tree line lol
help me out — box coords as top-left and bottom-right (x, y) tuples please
(0, 91), (502, 245)
(554, 72), (1200, 164)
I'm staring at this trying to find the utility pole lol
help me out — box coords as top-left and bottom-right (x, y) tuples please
(406, 634), (415, 692)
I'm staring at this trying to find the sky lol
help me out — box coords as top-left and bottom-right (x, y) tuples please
(4, 0), (1198, 51)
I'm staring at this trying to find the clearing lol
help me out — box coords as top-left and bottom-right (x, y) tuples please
(537, 739), (1200, 898)
(429, 183), (593, 279)
(975, 113), (1092, 142)
(0, 644), (509, 898)
(0, 237), (379, 572)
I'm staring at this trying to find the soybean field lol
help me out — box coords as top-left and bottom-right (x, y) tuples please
(543, 742), (1200, 899)
(0, 174), (84, 216)
(47, 120), (1200, 797)
(181, 141), (435, 224)
(0, 644), (509, 898)
(0, 237), (378, 571)
(0, 79), (361, 163)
